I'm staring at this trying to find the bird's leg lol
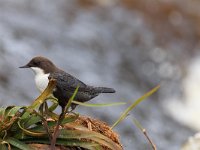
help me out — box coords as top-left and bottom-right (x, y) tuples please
(69, 103), (77, 112)
(50, 106), (65, 150)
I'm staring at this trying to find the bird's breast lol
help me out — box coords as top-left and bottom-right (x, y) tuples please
(35, 73), (50, 93)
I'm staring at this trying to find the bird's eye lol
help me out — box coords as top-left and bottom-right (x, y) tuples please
(33, 61), (40, 66)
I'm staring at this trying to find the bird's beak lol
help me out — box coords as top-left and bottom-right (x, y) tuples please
(19, 64), (30, 68)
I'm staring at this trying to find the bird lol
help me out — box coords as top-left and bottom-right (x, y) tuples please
(19, 56), (116, 110)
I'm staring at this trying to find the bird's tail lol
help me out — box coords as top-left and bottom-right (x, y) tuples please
(94, 87), (116, 93)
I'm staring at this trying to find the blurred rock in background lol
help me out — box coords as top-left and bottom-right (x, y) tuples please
(0, 0), (200, 149)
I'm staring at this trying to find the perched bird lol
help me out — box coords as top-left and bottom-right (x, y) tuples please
(19, 56), (116, 110)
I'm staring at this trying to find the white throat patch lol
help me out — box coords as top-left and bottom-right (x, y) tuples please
(31, 67), (50, 93)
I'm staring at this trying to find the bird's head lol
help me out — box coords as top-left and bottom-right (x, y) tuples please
(19, 56), (56, 75)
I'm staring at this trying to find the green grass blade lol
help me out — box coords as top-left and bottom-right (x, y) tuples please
(65, 86), (79, 111)
(73, 101), (126, 107)
(30, 114), (79, 132)
(132, 117), (143, 131)
(61, 113), (79, 125)
(6, 106), (24, 117)
(58, 129), (122, 150)
(17, 120), (46, 137)
(4, 106), (15, 117)
(48, 100), (58, 112)
(56, 139), (101, 150)
(45, 110), (59, 120)
(111, 85), (160, 129)
(23, 116), (41, 128)
(6, 137), (34, 150)
(22, 138), (100, 150)
(29, 79), (56, 109)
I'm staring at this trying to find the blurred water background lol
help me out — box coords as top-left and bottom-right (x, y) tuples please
(1, 0), (200, 149)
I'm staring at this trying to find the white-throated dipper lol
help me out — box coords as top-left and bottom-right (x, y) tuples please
(19, 56), (116, 110)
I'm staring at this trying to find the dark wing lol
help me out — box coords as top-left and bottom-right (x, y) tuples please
(49, 72), (98, 105)
(49, 72), (87, 91)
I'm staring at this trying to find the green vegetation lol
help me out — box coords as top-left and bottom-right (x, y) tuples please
(0, 79), (159, 150)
